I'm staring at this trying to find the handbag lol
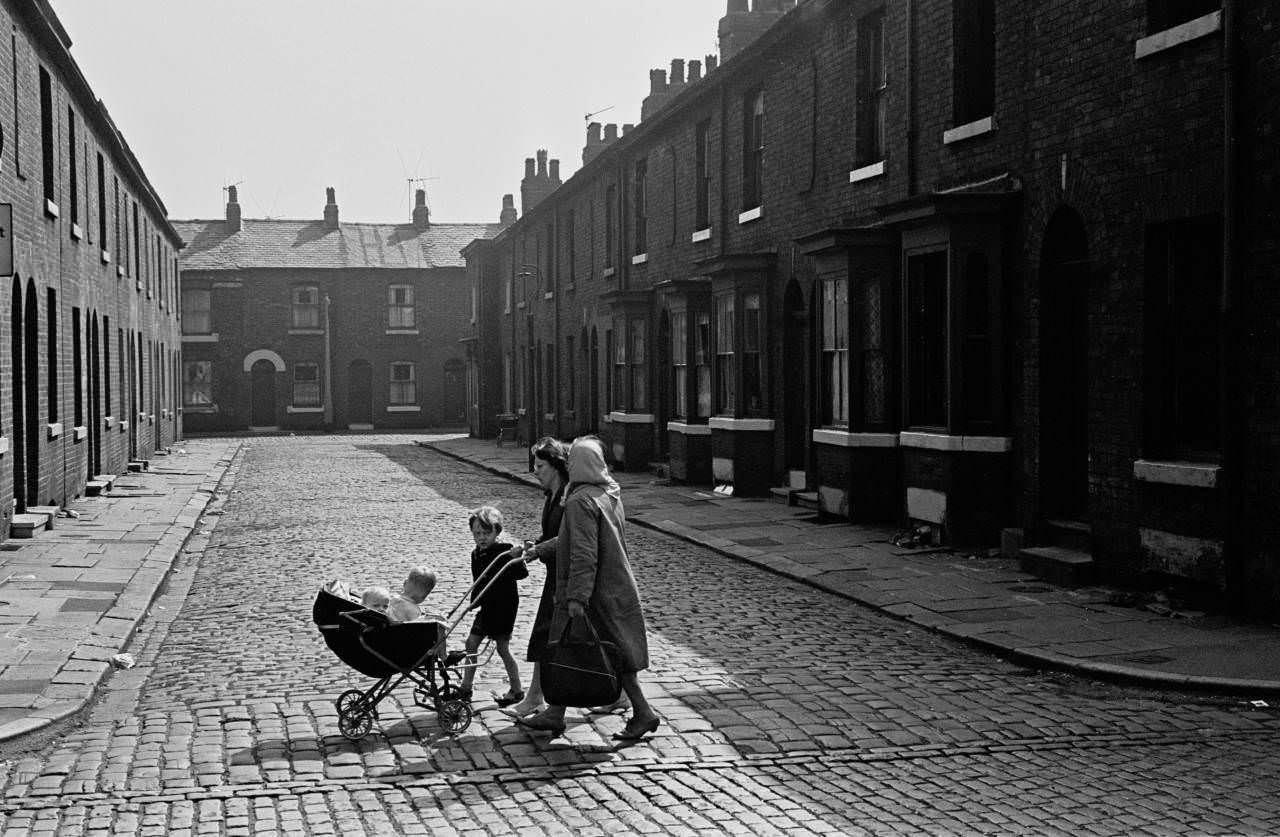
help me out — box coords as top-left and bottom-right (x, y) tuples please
(540, 612), (622, 708)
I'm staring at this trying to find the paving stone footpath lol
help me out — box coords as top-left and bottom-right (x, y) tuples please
(421, 435), (1280, 697)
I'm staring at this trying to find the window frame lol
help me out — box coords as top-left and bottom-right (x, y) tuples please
(182, 288), (212, 335)
(822, 276), (851, 427)
(292, 362), (321, 407)
(388, 361), (417, 406)
(714, 293), (736, 415)
(952, 0), (995, 127)
(183, 360), (213, 407)
(855, 8), (888, 169)
(388, 283), (415, 329)
(292, 285), (321, 329)
(742, 88), (765, 211)
(695, 119), (712, 231)
(903, 248), (949, 430)
(633, 157), (648, 256)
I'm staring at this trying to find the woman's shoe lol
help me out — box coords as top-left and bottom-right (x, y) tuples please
(494, 689), (525, 708)
(514, 711), (567, 737)
(499, 702), (547, 720)
(586, 695), (631, 716)
(611, 716), (660, 742)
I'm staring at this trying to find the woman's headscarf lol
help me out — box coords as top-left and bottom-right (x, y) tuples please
(567, 436), (620, 498)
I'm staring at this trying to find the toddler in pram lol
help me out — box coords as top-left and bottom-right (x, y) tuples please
(312, 551), (534, 740)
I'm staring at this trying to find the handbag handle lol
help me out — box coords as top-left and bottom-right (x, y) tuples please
(554, 610), (605, 645)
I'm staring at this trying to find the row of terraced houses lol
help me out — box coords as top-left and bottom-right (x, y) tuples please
(462, 0), (1280, 615)
(0, 0), (182, 536)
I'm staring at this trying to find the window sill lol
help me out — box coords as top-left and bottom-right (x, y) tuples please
(1135, 10), (1222, 59)
(286, 405), (325, 414)
(73, 425), (87, 442)
(543, 412), (556, 422)
(849, 160), (885, 183)
(708, 416), (774, 432)
(738, 206), (763, 225)
(101, 249), (111, 265)
(387, 405), (421, 413)
(288, 328), (324, 335)
(608, 411), (655, 424)
(943, 116), (995, 145)
(632, 253), (648, 265)
(516, 301), (526, 310)
(117, 265), (125, 278)
(103, 416), (115, 428)
(47, 422), (63, 440)
(899, 431), (1011, 452)
(543, 291), (554, 300)
(182, 406), (217, 414)
(44, 199), (59, 219)
(667, 420), (711, 436)
(691, 228), (712, 243)
(183, 333), (220, 342)
(1133, 458), (1219, 489)
(385, 328), (419, 336)
(603, 267), (616, 278)
(70, 223), (82, 241)
(0, 436), (8, 455)
(811, 428), (898, 447)
(118, 420), (129, 431)
(565, 283), (576, 293)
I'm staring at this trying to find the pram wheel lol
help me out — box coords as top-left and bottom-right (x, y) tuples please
(437, 698), (473, 734)
(336, 688), (375, 740)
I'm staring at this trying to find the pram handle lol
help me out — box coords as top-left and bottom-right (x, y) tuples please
(442, 550), (538, 630)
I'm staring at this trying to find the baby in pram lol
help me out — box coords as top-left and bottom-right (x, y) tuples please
(326, 564), (441, 623)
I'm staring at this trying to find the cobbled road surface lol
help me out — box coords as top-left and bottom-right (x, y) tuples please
(0, 435), (1278, 836)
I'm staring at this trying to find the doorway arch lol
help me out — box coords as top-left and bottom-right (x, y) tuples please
(1039, 206), (1091, 521)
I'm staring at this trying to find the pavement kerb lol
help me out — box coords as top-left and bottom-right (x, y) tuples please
(419, 439), (1280, 699)
(0, 441), (243, 743)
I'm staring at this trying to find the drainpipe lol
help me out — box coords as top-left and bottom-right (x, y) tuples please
(905, 0), (917, 197)
(1221, 0), (1243, 612)
(322, 293), (334, 428)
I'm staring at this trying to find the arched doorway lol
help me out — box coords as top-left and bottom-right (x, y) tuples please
(250, 360), (277, 428)
(588, 327), (600, 434)
(442, 358), (465, 425)
(348, 360), (372, 427)
(783, 279), (807, 472)
(11, 278), (25, 512)
(1039, 207), (1091, 522)
(24, 281), (40, 505)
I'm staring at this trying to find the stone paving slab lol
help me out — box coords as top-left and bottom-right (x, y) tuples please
(0, 439), (239, 742)
(421, 435), (1280, 697)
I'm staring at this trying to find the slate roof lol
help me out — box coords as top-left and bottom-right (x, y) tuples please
(172, 219), (503, 271)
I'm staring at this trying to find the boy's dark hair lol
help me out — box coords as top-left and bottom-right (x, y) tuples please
(468, 505), (504, 533)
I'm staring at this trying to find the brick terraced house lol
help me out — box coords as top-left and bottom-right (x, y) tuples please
(0, 0), (183, 533)
(463, 0), (1280, 615)
(174, 189), (503, 433)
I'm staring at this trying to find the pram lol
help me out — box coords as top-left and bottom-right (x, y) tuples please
(312, 551), (534, 740)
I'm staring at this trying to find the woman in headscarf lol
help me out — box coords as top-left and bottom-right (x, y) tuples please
(516, 436), (660, 741)
(500, 437), (571, 717)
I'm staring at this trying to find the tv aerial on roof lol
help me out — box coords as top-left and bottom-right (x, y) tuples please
(585, 105), (614, 122)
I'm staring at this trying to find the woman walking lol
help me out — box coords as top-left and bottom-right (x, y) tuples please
(516, 436), (660, 741)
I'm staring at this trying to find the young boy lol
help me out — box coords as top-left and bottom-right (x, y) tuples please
(458, 506), (527, 704)
(388, 565), (439, 623)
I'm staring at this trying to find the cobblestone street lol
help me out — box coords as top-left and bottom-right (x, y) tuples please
(0, 435), (1277, 835)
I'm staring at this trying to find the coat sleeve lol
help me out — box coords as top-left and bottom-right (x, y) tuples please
(563, 494), (600, 606)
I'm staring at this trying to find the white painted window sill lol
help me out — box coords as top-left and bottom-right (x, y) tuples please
(385, 329), (419, 336)
(118, 420), (129, 431)
(632, 253), (648, 265)
(738, 206), (763, 225)
(101, 249), (111, 264)
(811, 428), (898, 447)
(691, 228), (712, 243)
(899, 431), (1011, 452)
(70, 223), (82, 241)
(288, 328), (324, 336)
(543, 291), (554, 300)
(103, 416), (115, 428)
(73, 425), (88, 441)
(943, 116), (995, 145)
(1133, 458), (1219, 489)
(708, 416), (775, 432)
(387, 405), (420, 413)
(1135, 11), (1222, 60)
(182, 406), (217, 414)
(667, 421), (711, 436)
(286, 405), (324, 414)
(849, 161), (885, 183)
(603, 267), (616, 278)
(47, 422), (63, 440)
(183, 333), (220, 342)
(608, 411), (655, 424)
(0, 436), (8, 455)
(44, 199), (59, 219)
(516, 301), (526, 310)
(117, 264), (126, 278)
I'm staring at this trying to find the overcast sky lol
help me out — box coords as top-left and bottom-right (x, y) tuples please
(49, 1), (726, 225)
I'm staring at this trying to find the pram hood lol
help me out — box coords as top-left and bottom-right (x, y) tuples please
(313, 589), (448, 679)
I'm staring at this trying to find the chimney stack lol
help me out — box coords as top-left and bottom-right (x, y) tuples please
(707, 54), (719, 73)
(670, 58), (686, 86)
(688, 59), (703, 82)
(412, 188), (430, 230)
(719, 0), (790, 62)
(583, 121), (606, 166)
(500, 193), (517, 227)
(604, 123), (619, 142)
(521, 148), (561, 214)
(323, 186), (339, 230)
(225, 184), (242, 233)
(622, 123), (634, 136)
(641, 68), (671, 121)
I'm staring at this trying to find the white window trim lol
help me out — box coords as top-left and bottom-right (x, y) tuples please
(183, 334), (220, 343)
(45, 199), (59, 219)
(101, 249), (111, 264)
(1135, 10), (1222, 60)
(667, 421), (711, 436)
(608, 411), (655, 424)
(603, 267), (616, 278)
(899, 431), (1011, 453)
(943, 115), (996, 145)
(70, 223), (82, 241)
(0, 437), (8, 455)
(1133, 458), (1219, 489)
(849, 160), (885, 183)
(811, 429), (898, 448)
(631, 253), (648, 265)
(738, 206), (763, 225)
(691, 228), (712, 243)
(47, 422), (63, 439)
(288, 328), (324, 336)
(286, 405), (325, 414)
(73, 425), (88, 441)
(386, 405), (421, 413)
(385, 329), (420, 336)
